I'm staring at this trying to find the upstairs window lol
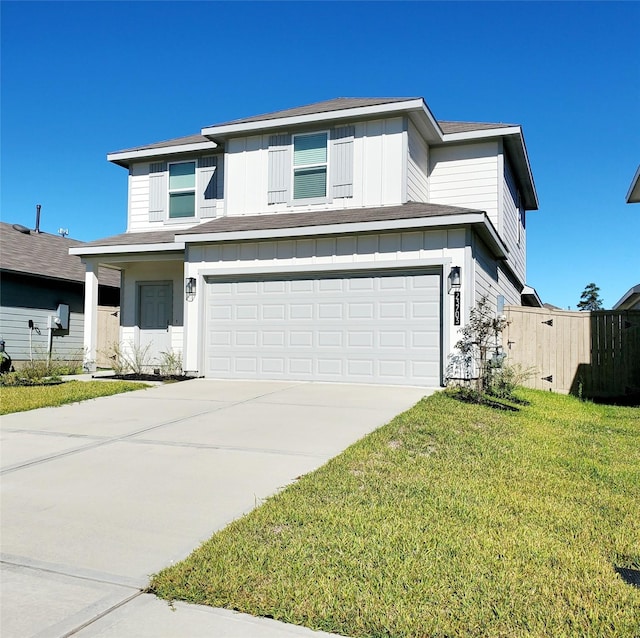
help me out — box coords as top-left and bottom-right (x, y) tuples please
(169, 161), (196, 218)
(293, 132), (328, 200)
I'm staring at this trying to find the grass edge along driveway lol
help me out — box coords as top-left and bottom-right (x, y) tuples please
(0, 380), (149, 415)
(152, 389), (640, 638)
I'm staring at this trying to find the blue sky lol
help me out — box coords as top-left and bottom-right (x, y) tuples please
(1, 1), (638, 309)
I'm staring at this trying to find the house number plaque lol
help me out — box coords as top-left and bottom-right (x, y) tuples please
(454, 291), (461, 326)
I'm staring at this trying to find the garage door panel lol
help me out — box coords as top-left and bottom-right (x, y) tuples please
(205, 270), (441, 386)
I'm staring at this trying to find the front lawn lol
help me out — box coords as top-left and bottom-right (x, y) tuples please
(0, 380), (149, 415)
(151, 389), (640, 637)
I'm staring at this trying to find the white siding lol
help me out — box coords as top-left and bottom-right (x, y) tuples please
(224, 117), (406, 217)
(429, 142), (499, 228)
(473, 235), (499, 309)
(184, 228), (468, 375)
(0, 306), (84, 363)
(407, 120), (429, 202)
(128, 163), (150, 231)
(127, 159), (225, 232)
(497, 264), (521, 306)
(502, 157), (526, 285)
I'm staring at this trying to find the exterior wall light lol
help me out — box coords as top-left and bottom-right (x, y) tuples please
(448, 266), (461, 294)
(185, 277), (197, 301)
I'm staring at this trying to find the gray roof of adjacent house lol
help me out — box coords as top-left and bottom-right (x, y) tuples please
(0, 222), (120, 287)
(612, 284), (640, 310)
(626, 166), (640, 203)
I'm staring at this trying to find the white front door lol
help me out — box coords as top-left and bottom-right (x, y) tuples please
(138, 282), (172, 369)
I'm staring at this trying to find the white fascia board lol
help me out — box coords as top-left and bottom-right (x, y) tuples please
(181, 213), (509, 258)
(626, 166), (640, 203)
(201, 99), (426, 138)
(70, 242), (185, 256)
(199, 258), (450, 279)
(441, 126), (522, 143)
(107, 142), (218, 165)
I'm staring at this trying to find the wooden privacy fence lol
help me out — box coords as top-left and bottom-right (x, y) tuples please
(96, 306), (120, 368)
(503, 306), (640, 399)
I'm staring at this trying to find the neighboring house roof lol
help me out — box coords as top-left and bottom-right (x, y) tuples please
(626, 166), (640, 203)
(0, 222), (120, 287)
(612, 284), (640, 310)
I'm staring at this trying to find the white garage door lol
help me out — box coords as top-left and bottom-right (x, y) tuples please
(204, 269), (442, 386)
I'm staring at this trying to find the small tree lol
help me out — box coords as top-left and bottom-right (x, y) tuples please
(446, 296), (508, 394)
(577, 283), (603, 311)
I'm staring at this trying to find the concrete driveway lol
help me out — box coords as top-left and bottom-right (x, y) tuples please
(0, 379), (429, 637)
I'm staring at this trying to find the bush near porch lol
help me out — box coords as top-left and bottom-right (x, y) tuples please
(152, 389), (640, 637)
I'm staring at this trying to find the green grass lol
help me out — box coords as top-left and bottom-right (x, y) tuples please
(151, 389), (640, 637)
(0, 380), (149, 414)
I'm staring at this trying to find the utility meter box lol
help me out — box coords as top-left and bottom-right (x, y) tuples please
(55, 303), (70, 329)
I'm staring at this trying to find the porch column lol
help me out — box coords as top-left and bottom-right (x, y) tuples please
(83, 258), (99, 372)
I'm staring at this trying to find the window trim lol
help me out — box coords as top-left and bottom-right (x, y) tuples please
(291, 130), (330, 205)
(168, 160), (197, 219)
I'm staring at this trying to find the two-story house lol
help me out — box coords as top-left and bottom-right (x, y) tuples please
(72, 97), (539, 386)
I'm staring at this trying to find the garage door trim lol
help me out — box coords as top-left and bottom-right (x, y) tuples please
(201, 263), (449, 386)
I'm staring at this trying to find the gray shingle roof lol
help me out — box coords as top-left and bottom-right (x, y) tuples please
(0, 222), (120, 287)
(178, 202), (483, 236)
(110, 100), (518, 156)
(208, 97), (420, 128)
(80, 229), (186, 248)
(72, 203), (485, 251)
(112, 134), (214, 155)
(439, 121), (516, 134)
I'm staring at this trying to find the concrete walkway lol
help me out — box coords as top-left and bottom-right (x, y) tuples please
(1, 379), (430, 637)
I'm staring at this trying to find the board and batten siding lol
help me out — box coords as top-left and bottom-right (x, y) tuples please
(502, 157), (526, 285)
(429, 142), (499, 228)
(127, 157), (224, 232)
(224, 117), (406, 217)
(406, 120), (429, 203)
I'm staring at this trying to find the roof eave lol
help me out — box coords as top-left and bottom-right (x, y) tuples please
(180, 212), (508, 260)
(626, 166), (640, 203)
(440, 126), (538, 211)
(613, 284), (640, 309)
(107, 141), (219, 167)
(201, 98), (430, 141)
(70, 242), (185, 257)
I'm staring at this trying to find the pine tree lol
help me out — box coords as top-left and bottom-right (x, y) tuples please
(577, 283), (603, 311)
